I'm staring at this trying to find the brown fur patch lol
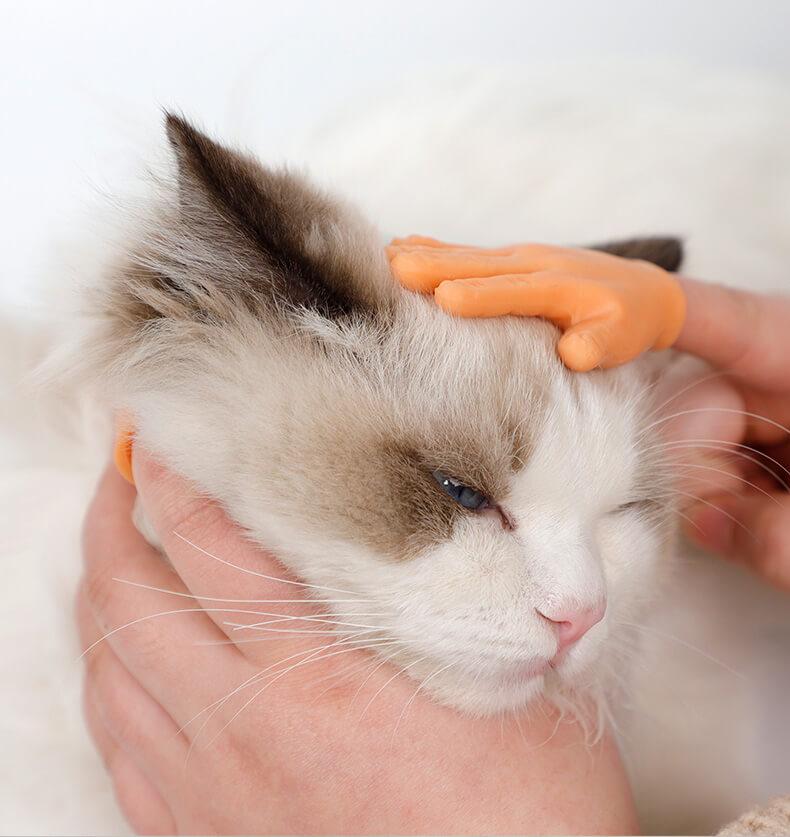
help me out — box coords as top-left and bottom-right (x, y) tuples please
(165, 113), (369, 319)
(591, 236), (684, 272)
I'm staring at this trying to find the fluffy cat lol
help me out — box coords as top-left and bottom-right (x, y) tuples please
(74, 114), (682, 717)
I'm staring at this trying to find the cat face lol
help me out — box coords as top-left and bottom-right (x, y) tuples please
(91, 115), (677, 715)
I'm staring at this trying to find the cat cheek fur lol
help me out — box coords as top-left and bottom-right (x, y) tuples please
(76, 114), (678, 719)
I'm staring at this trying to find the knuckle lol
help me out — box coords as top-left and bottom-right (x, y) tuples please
(83, 564), (115, 624)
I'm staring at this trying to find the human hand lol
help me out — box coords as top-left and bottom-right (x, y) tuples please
(670, 280), (790, 590)
(78, 450), (638, 835)
(387, 235), (685, 371)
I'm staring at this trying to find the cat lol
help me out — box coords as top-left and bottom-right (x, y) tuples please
(75, 113), (682, 718)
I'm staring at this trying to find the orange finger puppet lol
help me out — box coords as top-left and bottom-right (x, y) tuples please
(113, 420), (136, 485)
(386, 236), (686, 372)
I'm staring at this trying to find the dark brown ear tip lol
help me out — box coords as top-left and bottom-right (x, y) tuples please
(590, 235), (684, 272)
(163, 111), (197, 151)
(651, 236), (684, 272)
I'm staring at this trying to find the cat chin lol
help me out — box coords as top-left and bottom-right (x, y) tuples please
(412, 643), (607, 717)
(422, 669), (549, 717)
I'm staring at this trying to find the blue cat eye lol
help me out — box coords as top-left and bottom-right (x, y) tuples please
(432, 470), (490, 511)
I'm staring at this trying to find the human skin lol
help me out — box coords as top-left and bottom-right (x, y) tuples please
(674, 278), (790, 589)
(78, 451), (639, 835)
(78, 277), (790, 834)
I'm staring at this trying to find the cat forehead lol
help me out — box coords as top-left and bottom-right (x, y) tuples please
(385, 295), (594, 422)
(375, 295), (642, 470)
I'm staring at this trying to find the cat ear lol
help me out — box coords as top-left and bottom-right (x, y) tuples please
(141, 113), (392, 323)
(590, 236), (684, 272)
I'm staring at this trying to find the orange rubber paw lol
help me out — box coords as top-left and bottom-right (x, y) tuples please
(113, 422), (136, 485)
(387, 238), (686, 372)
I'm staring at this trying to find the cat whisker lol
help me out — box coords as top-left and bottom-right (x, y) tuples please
(616, 619), (746, 681)
(195, 629), (385, 647)
(652, 461), (783, 506)
(639, 407), (790, 440)
(180, 641), (337, 734)
(173, 531), (359, 595)
(666, 490), (758, 540)
(356, 656), (429, 724)
(180, 632), (377, 734)
(222, 622), (383, 636)
(110, 577), (371, 605)
(644, 369), (728, 421)
(232, 613), (387, 631)
(647, 439), (790, 489)
(78, 606), (342, 660)
(390, 662), (454, 744)
(347, 645), (408, 711)
(183, 633), (393, 752)
(307, 643), (402, 705)
(199, 640), (394, 752)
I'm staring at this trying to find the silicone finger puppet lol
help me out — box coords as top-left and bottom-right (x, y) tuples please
(387, 237), (687, 372)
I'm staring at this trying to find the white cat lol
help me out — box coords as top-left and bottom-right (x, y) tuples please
(3, 63), (790, 836)
(74, 113), (684, 720)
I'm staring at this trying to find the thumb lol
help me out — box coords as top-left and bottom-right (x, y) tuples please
(675, 279), (790, 390)
(685, 491), (790, 592)
(557, 318), (617, 371)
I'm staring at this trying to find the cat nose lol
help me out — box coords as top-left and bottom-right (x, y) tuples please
(537, 602), (606, 652)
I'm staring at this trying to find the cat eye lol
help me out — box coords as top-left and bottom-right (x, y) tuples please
(432, 470), (490, 511)
(613, 500), (644, 514)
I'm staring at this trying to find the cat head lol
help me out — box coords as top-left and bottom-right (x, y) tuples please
(94, 115), (679, 715)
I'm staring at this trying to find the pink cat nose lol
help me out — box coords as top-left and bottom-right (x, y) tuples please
(538, 603), (606, 652)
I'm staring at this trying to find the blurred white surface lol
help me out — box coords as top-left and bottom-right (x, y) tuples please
(1, 0), (790, 309)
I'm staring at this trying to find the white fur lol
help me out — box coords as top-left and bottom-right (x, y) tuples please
(124, 293), (666, 718)
(3, 60), (790, 835)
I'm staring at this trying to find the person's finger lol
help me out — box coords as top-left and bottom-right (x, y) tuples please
(82, 673), (121, 771)
(132, 450), (358, 666)
(657, 374), (746, 448)
(78, 583), (189, 765)
(648, 370), (748, 500)
(79, 596), (178, 837)
(83, 678), (177, 835)
(675, 279), (790, 390)
(739, 387), (790, 446)
(82, 465), (249, 723)
(685, 491), (790, 592)
(107, 749), (176, 836)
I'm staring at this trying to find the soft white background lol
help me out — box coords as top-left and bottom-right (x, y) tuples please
(2, 3), (790, 835)
(2, 0), (790, 310)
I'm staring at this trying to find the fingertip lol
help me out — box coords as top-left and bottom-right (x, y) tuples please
(131, 447), (219, 549)
(434, 279), (481, 317)
(390, 253), (440, 293)
(558, 331), (603, 372)
(130, 446), (169, 490)
(82, 464), (138, 556)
